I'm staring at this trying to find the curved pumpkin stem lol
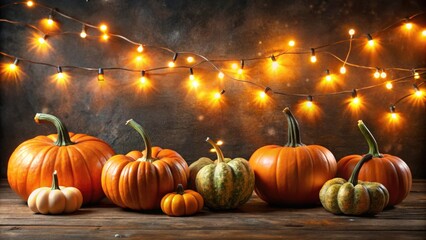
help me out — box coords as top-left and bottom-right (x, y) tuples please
(283, 107), (305, 147)
(348, 154), (373, 186)
(126, 119), (155, 162)
(176, 184), (185, 195)
(357, 120), (383, 158)
(206, 137), (225, 163)
(51, 170), (60, 190)
(34, 113), (74, 146)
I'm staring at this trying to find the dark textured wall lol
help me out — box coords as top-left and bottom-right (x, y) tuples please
(1, 0), (425, 178)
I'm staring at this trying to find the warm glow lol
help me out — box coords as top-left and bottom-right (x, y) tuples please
(100, 24), (108, 32)
(8, 63), (17, 71)
(271, 61), (279, 70)
(414, 72), (420, 79)
(98, 74), (104, 81)
(325, 75), (332, 82)
(288, 40), (295, 47)
(140, 76), (147, 85)
(386, 81), (393, 90)
(190, 79), (199, 88)
(27, 1), (34, 7)
(368, 39), (374, 47)
(349, 29), (355, 36)
(340, 66), (346, 74)
(237, 68), (243, 75)
(102, 33), (109, 40)
(305, 100), (313, 108)
(259, 91), (267, 99)
(187, 56), (194, 63)
(380, 71), (387, 78)
(231, 63), (238, 70)
(38, 37), (46, 44)
(168, 61), (175, 68)
(137, 45), (144, 53)
(352, 97), (360, 105)
(135, 55), (143, 62)
(47, 18), (54, 26)
(310, 55), (317, 63)
(415, 90), (423, 98)
(405, 22), (413, 30)
(57, 72), (64, 80)
(218, 72), (225, 79)
(214, 92), (222, 99)
(80, 30), (87, 38)
(422, 30), (426, 37)
(189, 74), (195, 81)
(374, 70), (380, 79)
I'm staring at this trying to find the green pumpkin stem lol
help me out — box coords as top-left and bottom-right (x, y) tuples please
(283, 107), (305, 147)
(357, 120), (383, 158)
(348, 154), (373, 185)
(176, 184), (185, 195)
(206, 137), (225, 163)
(51, 170), (60, 190)
(126, 119), (154, 162)
(34, 113), (75, 146)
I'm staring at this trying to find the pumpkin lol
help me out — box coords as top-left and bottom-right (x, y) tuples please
(249, 107), (337, 206)
(28, 171), (83, 214)
(194, 137), (255, 210)
(161, 184), (204, 217)
(7, 113), (115, 205)
(101, 119), (189, 211)
(320, 154), (389, 215)
(337, 120), (412, 206)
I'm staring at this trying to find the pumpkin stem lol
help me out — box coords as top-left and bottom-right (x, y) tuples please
(357, 120), (383, 158)
(283, 107), (305, 147)
(51, 170), (60, 190)
(126, 119), (154, 162)
(34, 113), (74, 146)
(206, 137), (225, 163)
(348, 154), (373, 185)
(176, 184), (185, 195)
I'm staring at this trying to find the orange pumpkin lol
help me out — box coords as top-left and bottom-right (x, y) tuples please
(161, 184), (204, 217)
(101, 119), (189, 211)
(7, 113), (115, 205)
(337, 120), (412, 206)
(249, 107), (337, 206)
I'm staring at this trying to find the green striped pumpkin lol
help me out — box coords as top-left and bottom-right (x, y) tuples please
(194, 138), (255, 210)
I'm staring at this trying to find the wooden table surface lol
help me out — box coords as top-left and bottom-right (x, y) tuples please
(1, 179), (425, 239)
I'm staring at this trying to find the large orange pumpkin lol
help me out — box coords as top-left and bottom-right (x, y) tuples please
(7, 113), (115, 205)
(249, 107), (337, 206)
(101, 119), (189, 211)
(337, 120), (412, 206)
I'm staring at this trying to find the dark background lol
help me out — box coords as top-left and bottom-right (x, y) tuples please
(1, 0), (425, 178)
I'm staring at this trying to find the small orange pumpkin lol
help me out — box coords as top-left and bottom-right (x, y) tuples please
(161, 184), (204, 217)
(101, 119), (189, 211)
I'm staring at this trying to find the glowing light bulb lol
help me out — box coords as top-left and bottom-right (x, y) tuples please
(189, 68), (195, 81)
(168, 61), (175, 68)
(270, 55), (278, 70)
(137, 45), (143, 53)
(259, 91), (267, 99)
(231, 63), (238, 70)
(352, 97), (360, 105)
(305, 95), (313, 108)
(100, 24), (108, 32)
(349, 29), (355, 37)
(102, 33), (109, 40)
(38, 36), (46, 44)
(422, 30), (426, 37)
(374, 69), (380, 78)
(367, 34), (374, 47)
(386, 81), (393, 90)
(80, 30), (87, 38)
(135, 56), (143, 62)
(191, 80), (199, 88)
(288, 40), (295, 47)
(214, 90), (225, 100)
(325, 69), (332, 81)
(216, 140), (224, 146)
(238, 60), (244, 74)
(391, 112), (397, 119)
(27, 1), (34, 7)
(56, 67), (64, 80)
(405, 22), (413, 30)
(218, 72), (225, 79)
(340, 66), (347, 74)
(415, 89), (423, 97)
(310, 48), (317, 63)
(380, 70), (387, 79)
(414, 72), (420, 79)
(140, 76), (147, 85)
(47, 16), (54, 26)
(237, 68), (243, 74)
(187, 56), (194, 63)
(8, 59), (18, 71)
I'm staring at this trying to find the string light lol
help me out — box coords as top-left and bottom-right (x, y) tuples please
(213, 89), (225, 100)
(259, 87), (271, 100)
(349, 29), (355, 37)
(56, 66), (64, 80)
(238, 60), (244, 74)
(380, 69), (387, 78)
(168, 53), (178, 68)
(389, 105), (398, 120)
(374, 68), (381, 78)
(404, 19), (413, 30)
(98, 68), (104, 81)
(186, 56), (194, 63)
(189, 68), (195, 81)
(288, 40), (295, 47)
(218, 71), (225, 79)
(26, 1), (34, 7)
(102, 33), (109, 41)
(8, 58), (19, 71)
(386, 81), (393, 90)
(99, 24), (108, 32)
(422, 29), (426, 37)
(305, 95), (313, 108)
(367, 33), (374, 47)
(80, 24), (87, 38)
(351, 89), (360, 105)
(140, 70), (147, 84)
(38, 34), (47, 44)
(47, 10), (54, 26)
(137, 44), (144, 53)
(413, 69), (420, 79)
(413, 84), (423, 97)
(340, 66), (347, 74)
(325, 69), (332, 81)
(270, 55), (279, 70)
(310, 48), (317, 63)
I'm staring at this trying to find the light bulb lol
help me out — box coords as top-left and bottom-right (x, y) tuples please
(187, 56), (194, 63)
(237, 68), (243, 74)
(98, 68), (104, 81)
(191, 80), (199, 88)
(380, 70), (387, 78)
(422, 30), (426, 37)
(386, 81), (393, 90)
(102, 33), (109, 40)
(305, 96), (313, 108)
(340, 66), (347, 74)
(367, 34), (374, 47)
(100, 24), (108, 32)
(218, 72), (225, 79)
(288, 40), (295, 47)
(27, 1), (34, 7)
(231, 63), (238, 70)
(374, 69), (380, 78)
(57, 67), (64, 80)
(137, 45), (143, 53)
(214, 90), (225, 100)
(80, 30), (87, 38)
(47, 15), (54, 26)
(349, 29), (355, 37)
(168, 61), (175, 68)
(259, 91), (267, 99)
(405, 22), (413, 30)
(140, 76), (146, 85)
(325, 69), (331, 81)
(38, 35), (46, 44)
(310, 48), (317, 63)
(135, 56), (142, 62)
(270, 55), (278, 70)
(414, 72), (420, 79)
